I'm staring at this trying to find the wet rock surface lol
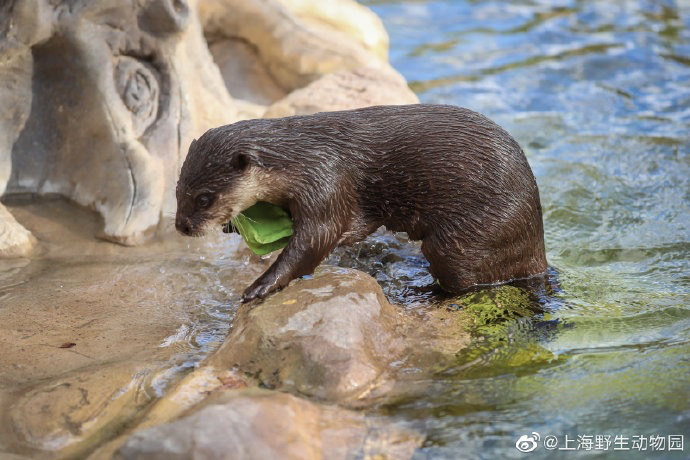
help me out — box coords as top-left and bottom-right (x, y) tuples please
(115, 389), (422, 460)
(210, 267), (407, 405)
(208, 266), (471, 406)
(87, 266), (473, 458)
(82, 258), (475, 458)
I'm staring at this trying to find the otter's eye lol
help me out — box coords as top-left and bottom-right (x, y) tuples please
(195, 194), (213, 210)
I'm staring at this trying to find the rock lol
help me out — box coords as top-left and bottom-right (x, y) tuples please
(84, 265), (471, 458)
(275, 0), (390, 60)
(207, 266), (469, 406)
(0, 0), (48, 257)
(208, 38), (287, 107)
(264, 67), (419, 118)
(115, 389), (421, 460)
(8, 362), (147, 457)
(2, 0), (238, 247)
(0, 204), (35, 257)
(198, 0), (389, 92)
(0, 453), (33, 460)
(208, 267), (405, 405)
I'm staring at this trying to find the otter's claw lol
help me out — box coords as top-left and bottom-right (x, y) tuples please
(241, 281), (276, 303)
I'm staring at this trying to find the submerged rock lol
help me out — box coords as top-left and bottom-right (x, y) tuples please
(459, 285), (540, 335)
(9, 362), (147, 455)
(115, 389), (421, 460)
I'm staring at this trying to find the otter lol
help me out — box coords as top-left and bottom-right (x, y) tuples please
(175, 104), (547, 302)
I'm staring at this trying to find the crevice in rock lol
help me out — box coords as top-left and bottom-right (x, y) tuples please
(205, 33), (287, 105)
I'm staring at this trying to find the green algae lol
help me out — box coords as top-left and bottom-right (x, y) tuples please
(439, 285), (563, 376)
(458, 285), (536, 335)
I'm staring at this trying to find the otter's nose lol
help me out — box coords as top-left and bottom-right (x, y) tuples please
(175, 216), (192, 235)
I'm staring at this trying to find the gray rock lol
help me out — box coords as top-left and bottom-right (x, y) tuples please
(115, 389), (421, 460)
(86, 266), (471, 458)
(208, 267), (406, 405)
(207, 266), (469, 406)
(2, 0), (237, 247)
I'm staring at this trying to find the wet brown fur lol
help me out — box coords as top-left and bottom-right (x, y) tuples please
(175, 104), (548, 302)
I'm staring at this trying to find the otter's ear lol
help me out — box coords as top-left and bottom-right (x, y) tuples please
(231, 152), (262, 170)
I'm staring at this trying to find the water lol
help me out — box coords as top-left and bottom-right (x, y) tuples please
(359, 0), (690, 457)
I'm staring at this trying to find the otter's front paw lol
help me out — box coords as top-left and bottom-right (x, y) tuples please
(241, 281), (277, 303)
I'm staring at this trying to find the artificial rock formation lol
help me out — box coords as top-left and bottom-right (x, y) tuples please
(1, 0), (237, 248)
(0, 0), (418, 253)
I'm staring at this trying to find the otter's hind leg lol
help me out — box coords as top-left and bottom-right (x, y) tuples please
(421, 234), (480, 294)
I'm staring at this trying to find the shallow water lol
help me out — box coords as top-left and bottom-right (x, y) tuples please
(359, 0), (689, 457)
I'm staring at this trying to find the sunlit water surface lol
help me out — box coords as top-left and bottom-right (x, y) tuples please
(353, 0), (689, 458)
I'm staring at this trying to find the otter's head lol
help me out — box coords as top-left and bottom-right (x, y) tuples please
(175, 126), (266, 236)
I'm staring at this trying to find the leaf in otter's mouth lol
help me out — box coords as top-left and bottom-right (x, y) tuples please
(224, 202), (293, 255)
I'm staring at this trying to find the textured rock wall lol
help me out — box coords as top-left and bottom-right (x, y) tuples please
(0, 0), (418, 254)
